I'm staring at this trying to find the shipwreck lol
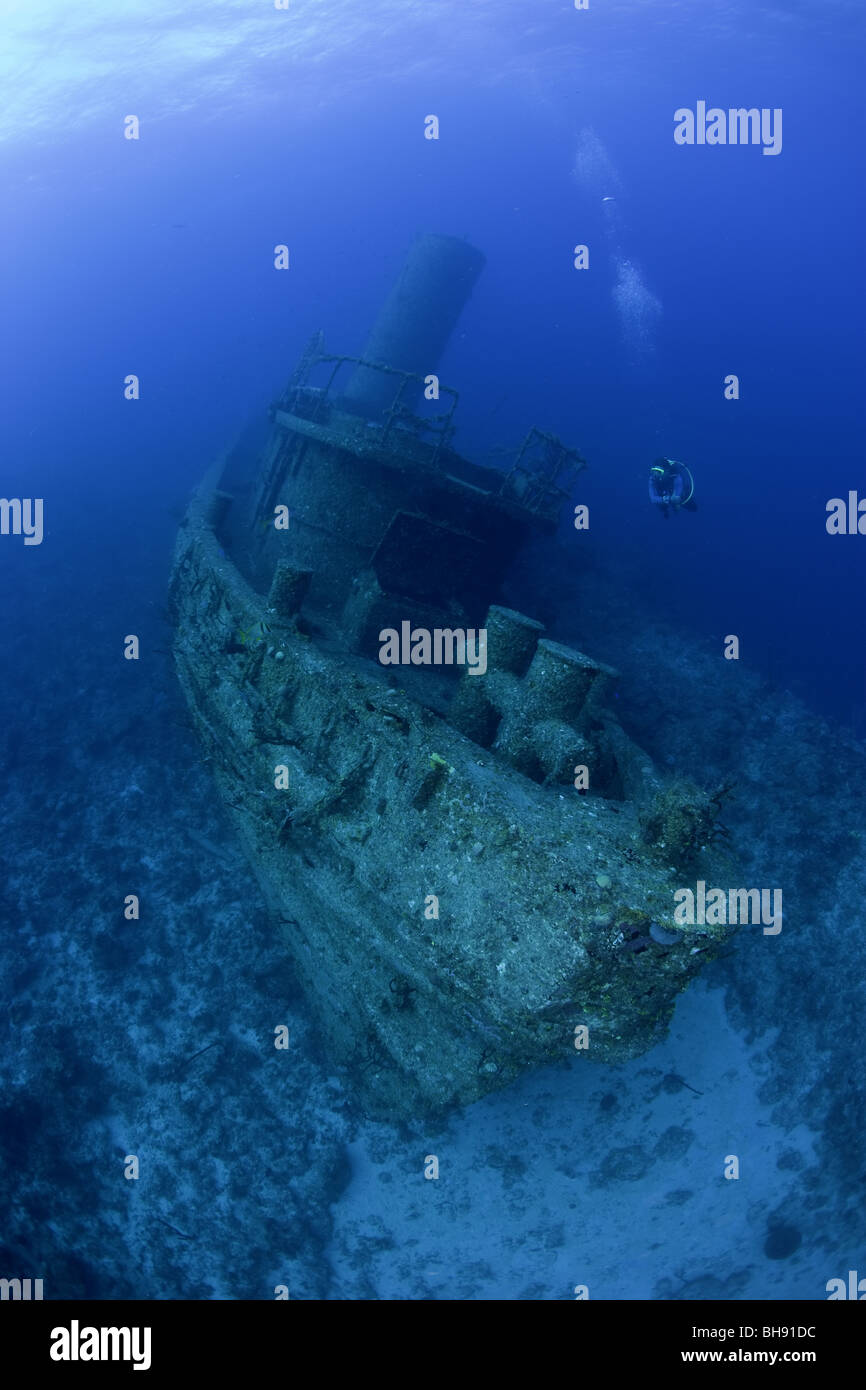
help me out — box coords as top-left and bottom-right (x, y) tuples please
(169, 233), (734, 1120)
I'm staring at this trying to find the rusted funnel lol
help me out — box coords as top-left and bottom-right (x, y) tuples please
(343, 233), (485, 420)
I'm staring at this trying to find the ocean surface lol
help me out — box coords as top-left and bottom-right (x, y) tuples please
(1, 0), (864, 1303)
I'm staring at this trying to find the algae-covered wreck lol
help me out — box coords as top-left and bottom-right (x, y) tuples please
(170, 234), (733, 1119)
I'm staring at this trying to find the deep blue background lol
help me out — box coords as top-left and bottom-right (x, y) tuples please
(1, 0), (864, 716)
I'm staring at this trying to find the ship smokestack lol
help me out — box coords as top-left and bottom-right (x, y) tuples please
(343, 233), (485, 420)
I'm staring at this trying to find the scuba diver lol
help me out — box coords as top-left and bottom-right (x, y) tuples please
(648, 457), (697, 519)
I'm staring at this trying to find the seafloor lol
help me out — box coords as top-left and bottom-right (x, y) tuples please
(1, 530), (862, 1301)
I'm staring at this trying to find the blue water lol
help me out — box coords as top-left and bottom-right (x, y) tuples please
(1, 0), (864, 1302)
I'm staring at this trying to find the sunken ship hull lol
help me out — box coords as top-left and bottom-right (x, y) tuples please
(170, 235), (732, 1119)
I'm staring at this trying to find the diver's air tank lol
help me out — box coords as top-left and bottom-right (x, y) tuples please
(342, 233), (486, 420)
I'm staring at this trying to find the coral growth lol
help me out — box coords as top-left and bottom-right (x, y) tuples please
(640, 778), (727, 865)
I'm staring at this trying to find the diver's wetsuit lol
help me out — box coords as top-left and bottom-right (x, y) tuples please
(649, 457), (696, 518)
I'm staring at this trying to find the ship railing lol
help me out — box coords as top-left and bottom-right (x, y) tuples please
(498, 427), (587, 520)
(278, 348), (460, 473)
(274, 341), (586, 522)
